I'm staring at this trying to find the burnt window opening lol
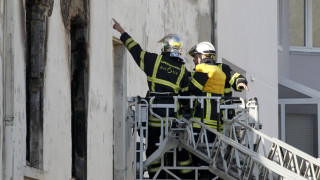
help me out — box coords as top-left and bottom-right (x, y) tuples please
(71, 20), (88, 180)
(26, 3), (48, 169)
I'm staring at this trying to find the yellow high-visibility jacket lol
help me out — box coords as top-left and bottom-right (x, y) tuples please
(195, 64), (226, 95)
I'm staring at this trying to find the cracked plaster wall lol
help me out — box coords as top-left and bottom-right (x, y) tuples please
(1, 0), (213, 179)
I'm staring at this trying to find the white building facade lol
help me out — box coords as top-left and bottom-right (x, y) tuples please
(278, 0), (320, 158)
(0, 0), (279, 180)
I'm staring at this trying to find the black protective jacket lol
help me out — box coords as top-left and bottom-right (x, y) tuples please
(120, 32), (189, 127)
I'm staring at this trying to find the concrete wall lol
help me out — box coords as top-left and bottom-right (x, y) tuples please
(0, 0), (4, 177)
(278, 0), (291, 79)
(43, 1), (72, 179)
(1, 0), (213, 180)
(289, 54), (320, 91)
(112, 0), (214, 76)
(216, 1), (279, 138)
(87, 0), (112, 179)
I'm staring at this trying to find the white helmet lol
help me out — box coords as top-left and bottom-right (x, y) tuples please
(188, 42), (216, 58)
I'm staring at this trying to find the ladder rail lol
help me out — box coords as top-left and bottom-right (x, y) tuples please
(234, 119), (320, 168)
(233, 118), (320, 179)
(128, 96), (319, 180)
(179, 117), (307, 180)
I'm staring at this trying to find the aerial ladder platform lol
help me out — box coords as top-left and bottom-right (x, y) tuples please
(127, 96), (320, 180)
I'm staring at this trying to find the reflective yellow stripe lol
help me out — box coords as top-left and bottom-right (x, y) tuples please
(147, 76), (180, 93)
(181, 86), (188, 92)
(192, 122), (223, 130)
(124, 38), (133, 47)
(178, 155), (192, 166)
(191, 71), (195, 77)
(206, 93), (211, 120)
(149, 122), (169, 127)
(149, 116), (161, 122)
(191, 78), (203, 91)
(171, 42), (181, 46)
(128, 42), (138, 50)
(140, 51), (146, 71)
(218, 64), (222, 70)
(152, 159), (160, 165)
(192, 123), (202, 128)
(229, 73), (240, 86)
(224, 87), (231, 93)
(150, 55), (162, 91)
(181, 169), (194, 174)
(222, 110), (225, 118)
(152, 55), (161, 78)
(193, 117), (223, 130)
(176, 65), (185, 87)
(149, 167), (159, 173)
(203, 120), (219, 125)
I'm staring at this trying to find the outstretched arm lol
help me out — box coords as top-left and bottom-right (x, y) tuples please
(112, 18), (125, 35)
(112, 18), (158, 77)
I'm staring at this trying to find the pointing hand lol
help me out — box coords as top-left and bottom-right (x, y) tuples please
(113, 18), (125, 34)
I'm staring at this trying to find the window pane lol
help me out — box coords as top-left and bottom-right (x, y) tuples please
(313, 0), (320, 47)
(290, 0), (305, 46)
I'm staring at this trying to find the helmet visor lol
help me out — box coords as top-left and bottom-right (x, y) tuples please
(188, 45), (197, 57)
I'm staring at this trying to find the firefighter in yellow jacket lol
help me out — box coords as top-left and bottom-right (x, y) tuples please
(113, 19), (193, 179)
(188, 42), (248, 179)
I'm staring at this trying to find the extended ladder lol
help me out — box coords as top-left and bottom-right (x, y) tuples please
(127, 96), (320, 180)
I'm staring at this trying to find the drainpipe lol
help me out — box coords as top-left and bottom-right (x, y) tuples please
(213, 0), (218, 59)
(211, 0), (216, 47)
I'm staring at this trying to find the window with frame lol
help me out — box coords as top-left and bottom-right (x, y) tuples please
(289, 0), (320, 52)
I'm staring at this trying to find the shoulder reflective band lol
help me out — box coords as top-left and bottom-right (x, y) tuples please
(218, 64), (222, 70)
(229, 72), (241, 86)
(191, 78), (204, 91)
(150, 55), (162, 91)
(140, 51), (146, 71)
(128, 41), (138, 50)
(176, 65), (185, 88)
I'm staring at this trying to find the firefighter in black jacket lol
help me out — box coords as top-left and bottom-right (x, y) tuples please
(188, 42), (248, 179)
(113, 19), (193, 179)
